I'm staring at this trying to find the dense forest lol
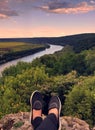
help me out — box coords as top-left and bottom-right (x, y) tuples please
(0, 33), (95, 53)
(0, 33), (95, 126)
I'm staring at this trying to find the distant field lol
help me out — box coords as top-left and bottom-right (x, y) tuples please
(0, 42), (45, 54)
(0, 42), (26, 48)
(0, 42), (48, 64)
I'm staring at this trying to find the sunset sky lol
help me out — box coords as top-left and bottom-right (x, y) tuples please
(0, 0), (95, 38)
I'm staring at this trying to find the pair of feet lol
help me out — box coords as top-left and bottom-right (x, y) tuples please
(30, 90), (61, 127)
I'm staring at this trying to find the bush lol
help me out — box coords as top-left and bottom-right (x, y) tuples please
(64, 76), (95, 126)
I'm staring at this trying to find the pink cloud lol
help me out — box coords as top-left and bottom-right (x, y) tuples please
(38, 1), (95, 14)
(0, 14), (8, 19)
(0, 0), (18, 19)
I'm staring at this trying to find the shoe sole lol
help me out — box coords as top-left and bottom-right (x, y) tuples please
(57, 96), (62, 130)
(29, 90), (39, 123)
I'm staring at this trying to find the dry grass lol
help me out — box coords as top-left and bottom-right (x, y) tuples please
(0, 42), (26, 48)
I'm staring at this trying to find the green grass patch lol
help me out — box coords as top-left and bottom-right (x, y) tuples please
(13, 121), (24, 128)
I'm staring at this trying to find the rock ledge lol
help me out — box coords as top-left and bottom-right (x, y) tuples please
(0, 112), (94, 130)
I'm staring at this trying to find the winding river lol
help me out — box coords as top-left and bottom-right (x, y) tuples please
(0, 44), (63, 73)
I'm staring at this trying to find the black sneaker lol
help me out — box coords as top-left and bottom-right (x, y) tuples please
(30, 90), (43, 123)
(48, 96), (61, 130)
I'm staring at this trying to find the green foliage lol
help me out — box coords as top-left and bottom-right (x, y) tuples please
(2, 62), (32, 77)
(0, 65), (78, 118)
(0, 66), (49, 117)
(32, 46), (95, 76)
(64, 76), (95, 126)
(84, 48), (95, 74)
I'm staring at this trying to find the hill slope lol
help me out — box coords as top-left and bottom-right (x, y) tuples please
(0, 33), (95, 52)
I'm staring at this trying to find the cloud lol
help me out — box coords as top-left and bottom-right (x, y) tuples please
(90, 0), (95, 3)
(14, 0), (34, 3)
(0, 0), (18, 19)
(37, 1), (95, 14)
(0, 14), (8, 19)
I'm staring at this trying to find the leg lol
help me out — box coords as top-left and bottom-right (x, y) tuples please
(32, 116), (43, 130)
(36, 113), (58, 130)
(30, 91), (43, 129)
(36, 96), (61, 130)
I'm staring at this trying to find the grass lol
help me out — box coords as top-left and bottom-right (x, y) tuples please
(0, 42), (45, 55)
(0, 42), (47, 64)
(0, 42), (26, 48)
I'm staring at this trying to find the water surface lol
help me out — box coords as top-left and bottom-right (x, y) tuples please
(0, 44), (63, 73)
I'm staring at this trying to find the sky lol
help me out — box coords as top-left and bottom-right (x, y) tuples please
(0, 0), (95, 38)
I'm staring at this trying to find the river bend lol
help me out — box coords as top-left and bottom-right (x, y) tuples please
(0, 44), (63, 73)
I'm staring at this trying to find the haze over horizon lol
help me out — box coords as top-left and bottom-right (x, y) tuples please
(0, 0), (95, 38)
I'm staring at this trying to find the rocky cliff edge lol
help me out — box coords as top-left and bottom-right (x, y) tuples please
(0, 112), (94, 130)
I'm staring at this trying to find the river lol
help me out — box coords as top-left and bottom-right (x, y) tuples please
(0, 44), (63, 74)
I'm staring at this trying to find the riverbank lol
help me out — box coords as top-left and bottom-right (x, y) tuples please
(0, 45), (63, 74)
(0, 42), (49, 65)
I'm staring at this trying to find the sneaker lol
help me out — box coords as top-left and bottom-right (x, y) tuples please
(48, 96), (61, 130)
(30, 90), (43, 123)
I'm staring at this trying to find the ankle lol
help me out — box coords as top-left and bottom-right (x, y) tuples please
(32, 109), (42, 120)
(48, 108), (58, 119)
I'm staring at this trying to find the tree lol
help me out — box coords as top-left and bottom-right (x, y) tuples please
(64, 76), (95, 126)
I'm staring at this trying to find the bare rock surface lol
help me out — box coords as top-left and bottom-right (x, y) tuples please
(0, 112), (32, 130)
(0, 112), (93, 130)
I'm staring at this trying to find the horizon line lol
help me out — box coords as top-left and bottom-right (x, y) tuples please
(0, 32), (95, 39)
